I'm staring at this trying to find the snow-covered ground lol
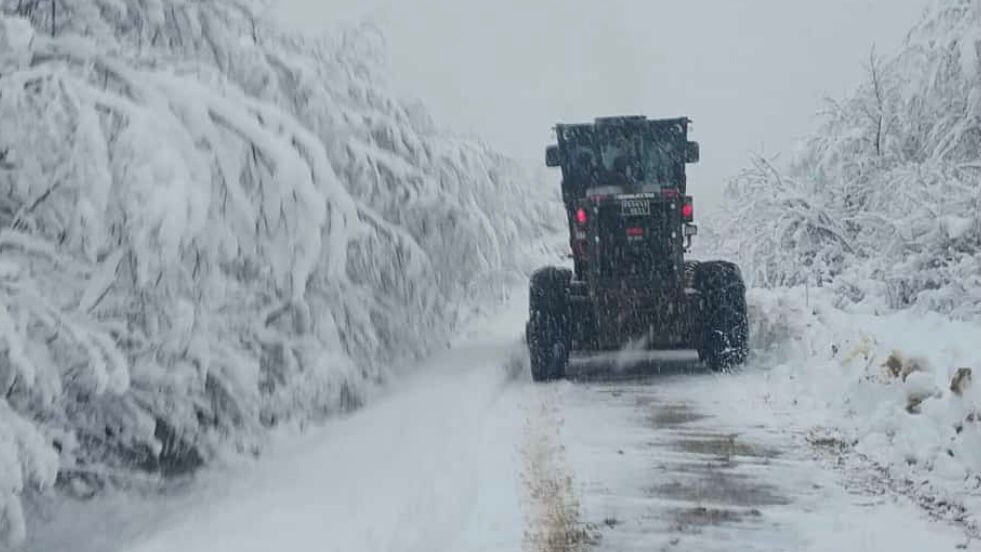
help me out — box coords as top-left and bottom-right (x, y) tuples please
(21, 292), (533, 552)
(19, 286), (980, 552)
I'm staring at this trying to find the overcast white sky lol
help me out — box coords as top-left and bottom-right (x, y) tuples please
(277, 0), (928, 211)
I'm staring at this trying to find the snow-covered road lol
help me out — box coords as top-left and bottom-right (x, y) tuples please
(22, 291), (975, 551)
(554, 368), (972, 550)
(105, 302), (533, 552)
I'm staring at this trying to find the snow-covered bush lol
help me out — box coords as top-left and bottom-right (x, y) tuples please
(0, 1), (561, 544)
(713, 0), (981, 319)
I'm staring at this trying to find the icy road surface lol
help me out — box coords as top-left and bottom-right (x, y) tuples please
(554, 367), (972, 551)
(23, 291), (973, 552)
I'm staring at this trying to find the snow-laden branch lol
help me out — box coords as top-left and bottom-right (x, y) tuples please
(709, 0), (981, 318)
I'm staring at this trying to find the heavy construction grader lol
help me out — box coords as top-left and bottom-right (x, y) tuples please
(526, 116), (748, 381)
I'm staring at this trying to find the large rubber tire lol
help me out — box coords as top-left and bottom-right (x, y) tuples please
(526, 267), (572, 382)
(694, 261), (749, 371)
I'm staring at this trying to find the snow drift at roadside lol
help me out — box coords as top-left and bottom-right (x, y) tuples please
(746, 287), (981, 525)
(0, 1), (561, 544)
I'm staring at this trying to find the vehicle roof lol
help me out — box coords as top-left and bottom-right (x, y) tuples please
(555, 116), (690, 131)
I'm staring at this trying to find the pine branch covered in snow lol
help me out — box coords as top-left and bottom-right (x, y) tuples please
(711, 0), (981, 319)
(0, 1), (562, 544)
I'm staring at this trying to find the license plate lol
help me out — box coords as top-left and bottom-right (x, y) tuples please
(620, 199), (650, 217)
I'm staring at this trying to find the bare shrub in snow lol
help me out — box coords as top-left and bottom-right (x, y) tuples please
(883, 351), (928, 382)
(0, 0), (562, 544)
(951, 367), (973, 396)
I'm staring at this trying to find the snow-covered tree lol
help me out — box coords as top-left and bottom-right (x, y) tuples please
(712, 0), (981, 319)
(0, 1), (562, 544)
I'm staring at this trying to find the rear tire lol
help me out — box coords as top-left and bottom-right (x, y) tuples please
(694, 261), (749, 371)
(526, 267), (572, 382)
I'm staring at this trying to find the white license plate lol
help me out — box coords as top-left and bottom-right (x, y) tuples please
(620, 199), (650, 217)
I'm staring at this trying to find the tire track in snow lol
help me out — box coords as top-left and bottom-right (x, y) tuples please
(520, 384), (596, 552)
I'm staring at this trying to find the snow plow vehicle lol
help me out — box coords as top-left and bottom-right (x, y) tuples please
(527, 116), (749, 381)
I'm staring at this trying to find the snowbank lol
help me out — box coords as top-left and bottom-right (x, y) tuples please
(747, 287), (981, 518)
(0, 0), (561, 544)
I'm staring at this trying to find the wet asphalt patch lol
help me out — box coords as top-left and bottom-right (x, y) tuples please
(668, 432), (781, 461)
(648, 403), (708, 428)
(669, 505), (764, 534)
(650, 469), (791, 508)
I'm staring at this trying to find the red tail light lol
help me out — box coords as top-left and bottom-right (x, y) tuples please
(626, 227), (644, 237)
(576, 208), (588, 225)
(682, 198), (694, 222)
